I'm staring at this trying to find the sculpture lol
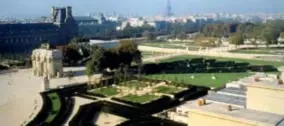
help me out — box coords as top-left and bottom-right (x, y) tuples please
(31, 48), (63, 78)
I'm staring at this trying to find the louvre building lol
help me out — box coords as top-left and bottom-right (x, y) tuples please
(0, 6), (78, 54)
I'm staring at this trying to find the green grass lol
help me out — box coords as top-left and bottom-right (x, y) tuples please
(158, 55), (284, 67)
(155, 86), (183, 94)
(45, 93), (61, 123)
(90, 87), (119, 97)
(142, 52), (154, 58)
(231, 48), (284, 55)
(119, 94), (160, 104)
(120, 80), (149, 88)
(146, 73), (252, 88)
(142, 51), (163, 58)
(140, 42), (186, 49)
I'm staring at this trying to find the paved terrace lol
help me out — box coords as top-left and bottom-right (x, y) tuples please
(65, 96), (98, 125)
(0, 67), (96, 126)
(0, 69), (43, 126)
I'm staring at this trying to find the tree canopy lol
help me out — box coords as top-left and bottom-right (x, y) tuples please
(230, 33), (244, 46)
(194, 35), (217, 47)
(261, 28), (280, 46)
(85, 40), (142, 76)
(142, 31), (157, 41)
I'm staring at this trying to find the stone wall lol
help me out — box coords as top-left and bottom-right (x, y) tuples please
(188, 111), (254, 126)
(246, 84), (284, 116)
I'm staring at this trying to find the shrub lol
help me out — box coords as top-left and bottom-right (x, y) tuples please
(190, 58), (204, 64)
(204, 59), (216, 65)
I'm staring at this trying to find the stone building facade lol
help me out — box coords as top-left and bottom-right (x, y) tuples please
(31, 49), (63, 78)
(0, 6), (78, 54)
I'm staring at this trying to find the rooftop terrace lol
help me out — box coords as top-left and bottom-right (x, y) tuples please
(184, 101), (284, 125)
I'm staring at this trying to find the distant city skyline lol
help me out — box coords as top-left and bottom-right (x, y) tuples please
(1, 0), (284, 17)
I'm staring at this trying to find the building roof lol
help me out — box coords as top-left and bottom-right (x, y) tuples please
(0, 23), (57, 31)
(184, 101), (284, 125)
(242, 74), (284, 91)
(0, 23), (57, 37)
(74, 16), (97, 21)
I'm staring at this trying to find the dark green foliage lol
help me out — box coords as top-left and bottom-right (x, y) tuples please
(230, 33), (244, 45)
(200, 20), (284, 46)
(142, 57), (277, 75)
(86, 40), (142, 76)
(261, 28), (280, 46)
(88, 47), (105, 74)
(190, 58), (204, 64)
(142, 31), (157, 41)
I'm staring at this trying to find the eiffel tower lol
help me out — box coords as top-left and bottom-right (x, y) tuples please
(166, 0), (174, 17)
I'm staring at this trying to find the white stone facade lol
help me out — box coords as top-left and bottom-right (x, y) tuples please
(31, 49), (63, 78)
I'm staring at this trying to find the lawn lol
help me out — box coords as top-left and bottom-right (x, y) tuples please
(119, 94), (160, 104)
(231, 47), (284, 55)
(158, 55), (284, 67)
(142, 51), (163, 58)
(146, 73), (252, 88)
(142, 51), (154, 58)
(89, 87), (119, 97)
(120, 80), (149, 88)
(140, 42), (186, 49)
(155, 86), (184, 94)
(45, 93), (61, 123)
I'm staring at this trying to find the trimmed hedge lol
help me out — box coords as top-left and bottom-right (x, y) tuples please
(142, 57), (277, 75)
(84, 91), (106, 98)
(111, 96), (172, 112)
(190, 58), (204, 64)
(27, 84), (87, 125)
(249, 65), (278, 72)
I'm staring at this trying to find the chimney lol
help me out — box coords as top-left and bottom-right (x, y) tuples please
(66, 6), (72, 18)
(51, 6), (55, 16)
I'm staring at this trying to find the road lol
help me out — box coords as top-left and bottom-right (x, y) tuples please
(139, 45), (284, 62)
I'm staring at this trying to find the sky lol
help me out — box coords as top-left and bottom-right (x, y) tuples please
(0, 0), (284, 17)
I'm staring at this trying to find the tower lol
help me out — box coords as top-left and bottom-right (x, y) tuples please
(166, 0), (173, 17)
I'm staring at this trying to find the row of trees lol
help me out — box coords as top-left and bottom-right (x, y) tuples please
(200, 20), (284, 46)
(79, 19), (214, 40)
(80, 23), (156, 39)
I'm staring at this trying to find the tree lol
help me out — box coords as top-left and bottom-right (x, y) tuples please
(123, 64), (129, 82)
(195, 36), (217, 47)
(176, 32), (188, 40)
(85, 47), (105, 76)
(280, 32), (284, 38)
(261, 28), (280, 47)
(251, 39), (258, 48)
(216, 39), (222, 47)
(85, 61), (95, 77)
(142, 31), (156, 41)
(117, 40), (141, 67)
(114, 68), (123, 84)
(62, 45), (82, 66)
(230, 33), (244, 46)
(85, 39), (142, 78)
(172, 23), (186, 37)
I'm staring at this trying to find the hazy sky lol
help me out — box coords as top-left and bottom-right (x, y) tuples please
(1, 0), (284, 17)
